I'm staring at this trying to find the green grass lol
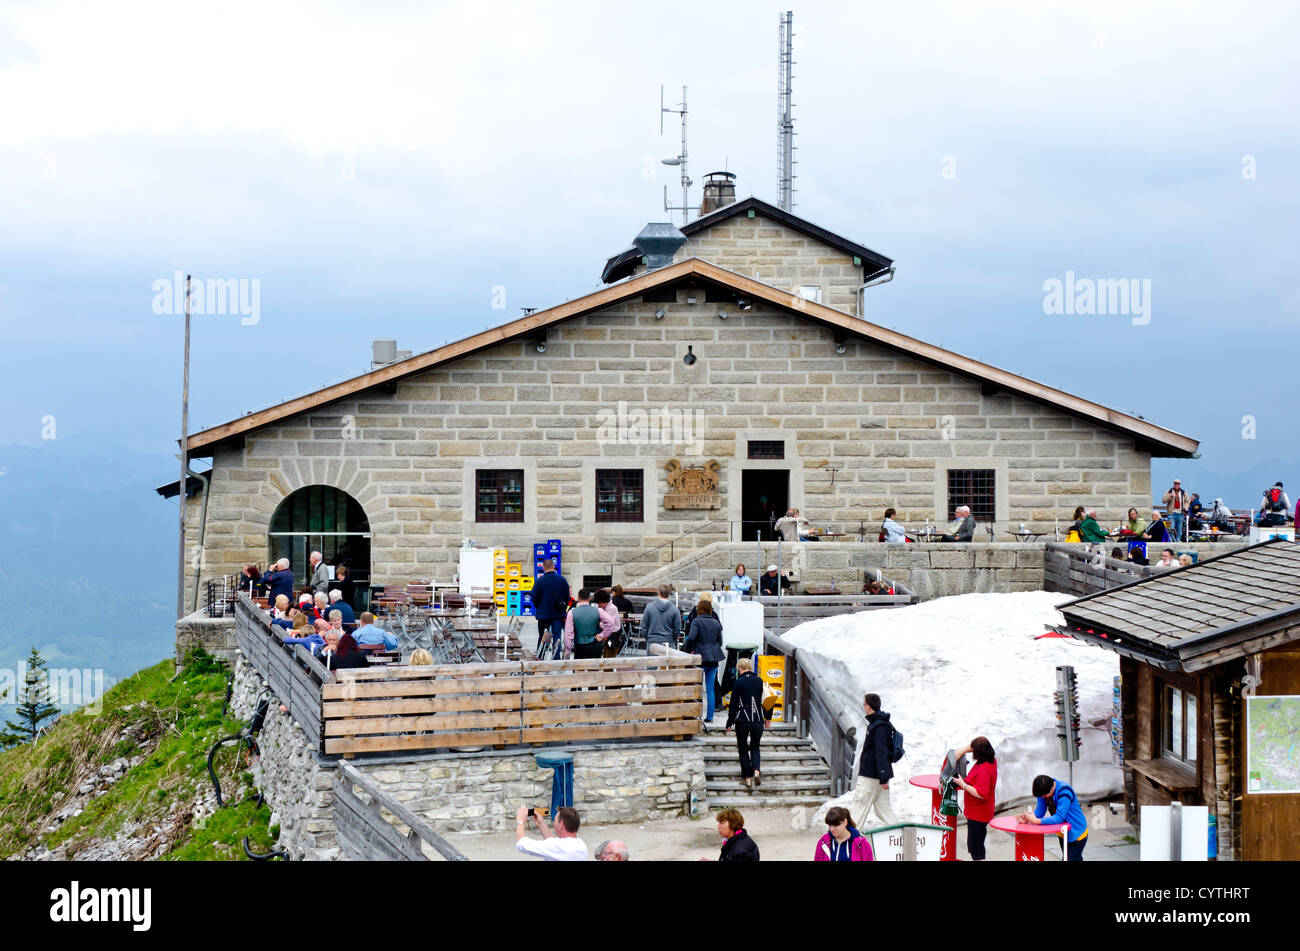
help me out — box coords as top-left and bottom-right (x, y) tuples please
(0, 650), (283, 860)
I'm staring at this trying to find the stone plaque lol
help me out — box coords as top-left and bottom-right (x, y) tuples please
(664, 459), (722, 510)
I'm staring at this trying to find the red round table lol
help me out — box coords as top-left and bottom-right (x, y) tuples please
(909, 774), (956, 861)
(989, 815), (1069, 862)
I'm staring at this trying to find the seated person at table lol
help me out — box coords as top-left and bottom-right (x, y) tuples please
(1078, 509), (1109, 543)
(313, 591), (332, 621)
(1258, 482), (1290, 527)
(1187, 493), (1204, 531)
(271, 594), (293, 630)
(1143, 511), (1171, 543)
(880, 508), (909, 543)
(353, 612), (398, 651)
(1120, 507), (1146, 537)
(1157, 548), (1178, 568)
(241, 563), (264, 595)
(728, 564), (753, 596)
(282, 623), (325, 655)
(759, 565), (792, 596)
(325, 589), (355, 626)
(939, 505), (976, 542)
(1065, 505), (1086, 540)
(329, 633), (370, 669)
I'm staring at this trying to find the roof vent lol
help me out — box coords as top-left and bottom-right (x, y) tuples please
(699, 171), (737, 216)
(633, 222), (687, 270)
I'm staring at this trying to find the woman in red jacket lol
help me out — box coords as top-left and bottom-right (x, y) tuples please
(952, 736), (997, 860)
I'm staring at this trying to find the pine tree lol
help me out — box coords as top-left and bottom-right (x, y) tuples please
(3, 648), (60, 745)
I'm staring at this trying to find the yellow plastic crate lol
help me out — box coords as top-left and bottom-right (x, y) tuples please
(493, 549), (508, 563)
(507, 580), (521, 591)
(507, 564), (522, 578)
(519, 576), (534, 591)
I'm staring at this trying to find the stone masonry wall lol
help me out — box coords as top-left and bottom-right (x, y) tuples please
(651, 214), (868, 315)
(184, 294), (1156, 605)
(231, 654), (341, 861)
(175, 610), (237, 664)
(356, 743), (707, 834)
(632, 540), (1249, 602)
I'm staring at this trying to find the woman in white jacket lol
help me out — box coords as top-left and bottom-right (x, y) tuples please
(881, 508), (909, 543)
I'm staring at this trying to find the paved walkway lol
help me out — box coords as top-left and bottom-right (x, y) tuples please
(445, 804), (1139, 861)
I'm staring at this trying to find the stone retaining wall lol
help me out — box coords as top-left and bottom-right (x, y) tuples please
(176, 610), (237, 664)
(632, 540), (1249, 601)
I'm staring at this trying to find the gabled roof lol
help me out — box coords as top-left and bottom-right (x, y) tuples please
(183, 257), (1198, 458)
(600, 197), (894, 284)
(1057, 539), (1300, 671)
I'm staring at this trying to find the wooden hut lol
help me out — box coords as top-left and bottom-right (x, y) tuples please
(1054, 539), (1300, 861)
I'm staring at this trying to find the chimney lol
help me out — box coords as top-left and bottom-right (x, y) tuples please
(632, 222), (688, 270)
(699, 171), (737, 216)
(371, 339), (411, 368)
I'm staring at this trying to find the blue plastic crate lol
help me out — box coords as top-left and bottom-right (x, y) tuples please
(521, 605), (535, 616)
(547, 539), (562, 554)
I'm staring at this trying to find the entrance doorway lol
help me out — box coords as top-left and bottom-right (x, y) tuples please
(269, 485), (372, 611)
(740, 469), (789, 541)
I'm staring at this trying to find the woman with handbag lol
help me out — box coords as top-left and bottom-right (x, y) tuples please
(725, 657), (769, 790)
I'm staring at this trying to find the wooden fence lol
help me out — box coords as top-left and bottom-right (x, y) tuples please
(1043, 542), (1156, 598)
(321, 655), (704, 757)
(234, 593), (332, 749)
(755, 591), (917, 638)
(334, 762), (467, 861)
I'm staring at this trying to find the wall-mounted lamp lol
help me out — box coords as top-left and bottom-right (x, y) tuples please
(834, 332), (848, 355)
(737, 298), (752, 310)
(533, 332), (547, 353)
(717, 308), (727, 320)
(685, 295), (697, 305)
(654, 308), (666, 319)
(683, 345), (697, 366)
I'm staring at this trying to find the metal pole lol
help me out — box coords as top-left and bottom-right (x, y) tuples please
(177, 272), (191, 620)
(776, 537), (783, 637)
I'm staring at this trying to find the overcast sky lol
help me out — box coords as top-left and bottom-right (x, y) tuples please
(2, 1), (1297, 501)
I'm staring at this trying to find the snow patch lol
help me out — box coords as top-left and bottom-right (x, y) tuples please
(784, 591), (1122, 822)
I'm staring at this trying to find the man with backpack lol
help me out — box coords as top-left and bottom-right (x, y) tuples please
(1016, 774), (1089, 861)
(852, 693), (902, 829)
(1259, 482), (1291, 528)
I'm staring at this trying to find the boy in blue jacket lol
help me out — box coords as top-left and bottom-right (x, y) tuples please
(1016, 774), (1089, 861)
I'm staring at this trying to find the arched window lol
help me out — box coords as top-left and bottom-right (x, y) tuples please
(269, 486), (371, 609)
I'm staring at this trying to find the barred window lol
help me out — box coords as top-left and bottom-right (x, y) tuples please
(476, 469), (524, 522)
(947, 469), (995, 524)
(747, 440), (785, 460)
(596, 469), (644, 522)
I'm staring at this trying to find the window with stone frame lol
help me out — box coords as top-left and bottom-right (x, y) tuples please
(946, 469), (996, 525)
(595, 469), (644, 523)
(475, 469), (525, 523)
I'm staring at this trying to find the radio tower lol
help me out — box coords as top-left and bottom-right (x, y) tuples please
(777, 11), (796, 211)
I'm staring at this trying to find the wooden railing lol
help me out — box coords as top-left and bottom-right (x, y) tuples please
(334, 762), (467, 861)
(234, 593), (332, 750)
(1043, 541), (1156, 597)
(762, 631), (858, 797)
(321, 655), (704, 757)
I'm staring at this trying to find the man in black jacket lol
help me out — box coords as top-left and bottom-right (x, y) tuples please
(851, 693), (901, 829)
(530, 559), (571, 659)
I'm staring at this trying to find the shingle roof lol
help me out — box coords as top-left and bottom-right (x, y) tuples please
(1058, 539), (1300, 670)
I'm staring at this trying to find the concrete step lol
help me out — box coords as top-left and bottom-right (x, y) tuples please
(706, 779), (832, 794)
(705, 764), (830, 779)
(708, 794), (828, 808)
(702, 750), (825, 762)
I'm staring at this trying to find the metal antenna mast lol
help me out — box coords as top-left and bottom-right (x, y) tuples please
(660, 84), (692, 225)
(777, 11), (796, 211)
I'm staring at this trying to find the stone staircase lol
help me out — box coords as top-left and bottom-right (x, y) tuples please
(701, 721), (833, 809)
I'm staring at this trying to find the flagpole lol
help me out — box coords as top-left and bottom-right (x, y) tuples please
(177, 273), (191, 619)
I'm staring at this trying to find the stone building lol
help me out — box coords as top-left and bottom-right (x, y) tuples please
(162, 197), (1197, 608)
